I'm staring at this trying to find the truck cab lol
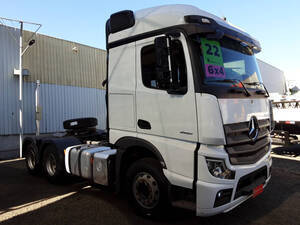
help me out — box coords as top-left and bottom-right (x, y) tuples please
(106, 4), (272, 216)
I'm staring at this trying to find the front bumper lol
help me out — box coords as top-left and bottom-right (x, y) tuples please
(196, 144), (272, 216)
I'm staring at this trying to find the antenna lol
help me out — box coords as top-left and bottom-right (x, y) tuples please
(216, 8), (227, 22)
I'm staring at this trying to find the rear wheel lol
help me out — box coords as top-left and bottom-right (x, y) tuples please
(43, 146), (65, 183)
(24, 143), (41, 175)
(126, 158), (170, 218)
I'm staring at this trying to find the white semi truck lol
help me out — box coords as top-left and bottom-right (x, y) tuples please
(23, 5), (273, 218)
(258, 59), (300, 143)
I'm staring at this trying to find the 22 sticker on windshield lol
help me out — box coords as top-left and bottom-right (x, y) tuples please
(201, 38), (226, 78)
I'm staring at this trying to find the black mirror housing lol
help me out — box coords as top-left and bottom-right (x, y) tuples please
(154, 36), (169, 69)
(154, 36), (171, 89)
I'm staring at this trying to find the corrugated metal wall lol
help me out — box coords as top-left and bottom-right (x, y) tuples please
(22, 83), (106, 133)
(22, 31), (106, 89)
(0, 25), (20, 135)
(0, 25), (107, 135)
(39, 84), (106, 132)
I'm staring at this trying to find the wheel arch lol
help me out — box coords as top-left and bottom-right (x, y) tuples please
(115, 136), (166, 169)
(114, 136), (167, 193)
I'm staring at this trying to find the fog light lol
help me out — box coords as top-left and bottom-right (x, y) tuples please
(214, 189), (233, 207)
(206, 158), (235, 179)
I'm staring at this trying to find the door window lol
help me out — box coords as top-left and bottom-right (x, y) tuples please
(141, 40), (187, 91)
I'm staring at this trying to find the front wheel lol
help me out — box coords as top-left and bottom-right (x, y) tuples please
(126, 158), (171, 218)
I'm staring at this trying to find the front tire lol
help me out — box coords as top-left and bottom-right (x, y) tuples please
(43, 146), (65, 183)
(126, 158), (170, 218)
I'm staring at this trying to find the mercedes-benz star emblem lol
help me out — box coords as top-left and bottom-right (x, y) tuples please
(248, 116), (259, 141)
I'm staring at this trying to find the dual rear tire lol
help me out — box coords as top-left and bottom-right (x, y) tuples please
(24, 143), (41, 175)
(25, 143), (65, 183)
(42, 146), (65, 183)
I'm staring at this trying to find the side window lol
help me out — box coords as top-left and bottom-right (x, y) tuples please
(141, 40), (187, 91)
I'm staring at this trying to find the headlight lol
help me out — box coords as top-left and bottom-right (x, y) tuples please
(206, 158), (235, 179)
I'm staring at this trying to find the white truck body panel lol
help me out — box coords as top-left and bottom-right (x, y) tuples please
(137, 133), (196, 188)
(135, 34), (198, 142)
(110, 129), (197, 189)
(257, 59), (286, 95)
(196, 144), (272, 216)
(108, 5), (257, 45)
(218, 98), (270, 124)
(273, 108), (300, 122)
(108, 42), (137, 132)
(196, 94), (226, 145)
(258, 59), (300, 126)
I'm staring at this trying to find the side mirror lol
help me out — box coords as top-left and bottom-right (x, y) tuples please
(154, 36), (171, 89)
(154, 36), (169, 68)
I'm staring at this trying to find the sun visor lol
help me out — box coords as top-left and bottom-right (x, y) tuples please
(184, 15), (261, 53)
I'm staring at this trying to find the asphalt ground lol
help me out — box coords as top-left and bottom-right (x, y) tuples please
(0, 150), (300, 225)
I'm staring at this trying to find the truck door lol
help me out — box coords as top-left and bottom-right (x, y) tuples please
(135, 34), (198, 142)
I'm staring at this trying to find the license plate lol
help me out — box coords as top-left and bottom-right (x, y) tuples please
(253, 184), (264, 198)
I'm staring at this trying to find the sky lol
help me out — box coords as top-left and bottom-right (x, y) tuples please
(1, 0), (299, 82)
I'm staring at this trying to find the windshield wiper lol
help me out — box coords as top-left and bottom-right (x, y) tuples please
(244, 82), (269, 97)
(207, 79), (251, 96)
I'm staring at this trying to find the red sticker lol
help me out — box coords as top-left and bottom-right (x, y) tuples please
(205, 64), (226, 78)
(253, 184), (264, 198)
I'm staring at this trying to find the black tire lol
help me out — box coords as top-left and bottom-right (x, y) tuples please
(24, 143), (41, 175)
(126, 158), (171, 218)
(63, 117), (97, 130)
(42, 145), (65, 183)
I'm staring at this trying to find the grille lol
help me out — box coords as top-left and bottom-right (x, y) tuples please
(235, 166), (267, 199)
(224, 119), (270, 165)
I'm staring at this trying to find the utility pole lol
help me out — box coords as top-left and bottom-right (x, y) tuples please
(0, 17), (41, 158)
(35, 80), (41, 136)
(19, 21), (23, 158)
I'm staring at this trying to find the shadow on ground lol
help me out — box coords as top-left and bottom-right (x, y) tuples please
(272, 144), (300, 157)
(0, 160), (87, 212)
(0, 158), (299, 225)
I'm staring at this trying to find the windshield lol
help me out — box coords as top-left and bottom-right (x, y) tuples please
(198, 36), (263, 89)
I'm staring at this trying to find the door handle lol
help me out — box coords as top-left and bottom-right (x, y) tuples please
(138, 119), (151, 130)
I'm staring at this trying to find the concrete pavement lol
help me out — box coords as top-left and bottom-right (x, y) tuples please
(0, 155), (299, 225)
